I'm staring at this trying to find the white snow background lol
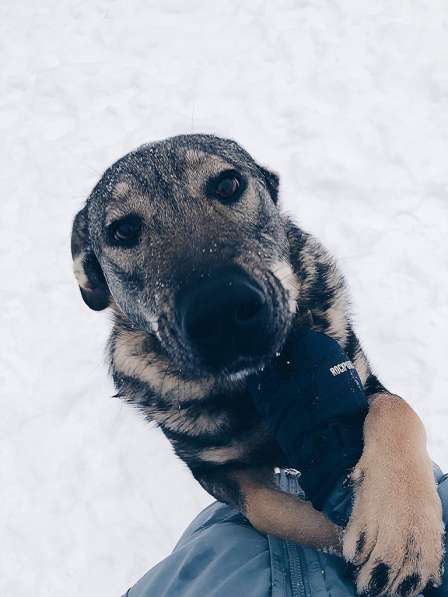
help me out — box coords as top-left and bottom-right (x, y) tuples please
(1, 2), (447, 596)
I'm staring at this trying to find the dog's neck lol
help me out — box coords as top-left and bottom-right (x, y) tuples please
(107, 305), (315, 411)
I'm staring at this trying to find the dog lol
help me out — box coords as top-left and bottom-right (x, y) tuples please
(71, 134), (443, 596)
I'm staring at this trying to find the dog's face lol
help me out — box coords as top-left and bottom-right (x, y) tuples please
(72, 135), (299, 380)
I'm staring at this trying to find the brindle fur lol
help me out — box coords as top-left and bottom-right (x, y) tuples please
(71, 135), (443, 596)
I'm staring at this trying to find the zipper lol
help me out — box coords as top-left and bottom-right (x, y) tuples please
(286, 540), (308, 597)
(281, 469), (309, 597)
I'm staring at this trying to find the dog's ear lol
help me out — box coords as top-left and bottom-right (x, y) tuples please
(258, 166), (280, 204)
(71, 205), (111, 311)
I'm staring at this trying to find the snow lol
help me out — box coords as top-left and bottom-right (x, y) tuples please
(1, 1), (447, 595)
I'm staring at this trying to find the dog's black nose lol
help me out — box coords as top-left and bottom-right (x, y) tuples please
(178, 268), (273, 371)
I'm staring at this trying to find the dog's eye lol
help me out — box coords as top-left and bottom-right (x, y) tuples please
(108, 214), (142, 247)
(209, 170), (244, 202)
(216, 175), (239, 198)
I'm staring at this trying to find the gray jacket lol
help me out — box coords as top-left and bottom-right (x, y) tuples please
(124, 466), (448, 596)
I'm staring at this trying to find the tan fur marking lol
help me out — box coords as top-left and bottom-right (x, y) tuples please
(269, 259), (299, 314)
(73, 254), (90, 290)
(113, 329), (213, 401)
(353, 347), (370, 386)
(154, 408), (228, 436)
(113, 181), (131, 198)
(295, 244), (319, 297)
(200, 444), (247, 463)
(324, 289), (349, 345)
(199, 429), (271, 464)
(184, 150), (229, 196)
(104, 200), (146, 226)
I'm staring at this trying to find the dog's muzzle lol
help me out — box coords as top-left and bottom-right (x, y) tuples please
(176, 267), (277, 373)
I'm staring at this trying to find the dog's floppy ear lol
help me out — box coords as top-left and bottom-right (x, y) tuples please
(71, 205), (111, 311)
(258, 166), (280, 204)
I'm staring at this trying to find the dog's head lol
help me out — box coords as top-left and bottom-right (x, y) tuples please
(72, 135), (299, 380)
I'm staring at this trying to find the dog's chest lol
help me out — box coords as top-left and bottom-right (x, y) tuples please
(149, 393), (282, 468)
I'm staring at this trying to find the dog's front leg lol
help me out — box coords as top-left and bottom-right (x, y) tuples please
(343, 392), (444, 596)
(231, 468), (341, 550)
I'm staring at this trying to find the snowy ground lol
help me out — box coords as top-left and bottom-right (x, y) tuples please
(1, 2), (447, 596)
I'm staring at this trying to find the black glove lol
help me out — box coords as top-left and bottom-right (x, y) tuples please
(247, 325), (369, 512)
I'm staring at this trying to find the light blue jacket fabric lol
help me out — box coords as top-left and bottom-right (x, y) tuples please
(124, 466), (448, 597)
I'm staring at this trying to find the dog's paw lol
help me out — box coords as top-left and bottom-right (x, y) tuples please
(343, 461), (444, 597)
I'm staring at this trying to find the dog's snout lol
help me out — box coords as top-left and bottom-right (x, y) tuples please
(177, 268), (274, 371)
